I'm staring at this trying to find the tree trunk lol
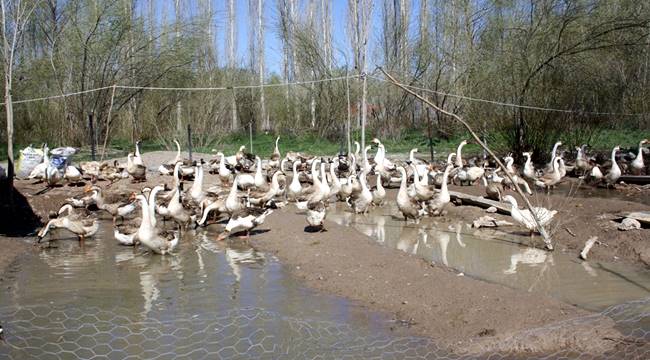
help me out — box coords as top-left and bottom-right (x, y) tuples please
(257, 0), (267, 130)
(228, 0), (238, 131)
(4, 85), (14, 186)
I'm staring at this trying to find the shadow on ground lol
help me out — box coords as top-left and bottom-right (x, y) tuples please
(0, 179), (42, 236)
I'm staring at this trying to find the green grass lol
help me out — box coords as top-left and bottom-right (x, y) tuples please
(0, 128), (645, 163)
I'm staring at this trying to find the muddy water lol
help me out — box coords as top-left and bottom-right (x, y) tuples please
(328, 202), (650, 312)
(0, 222), (444, 359)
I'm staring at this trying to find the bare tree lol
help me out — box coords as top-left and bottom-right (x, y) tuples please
(1, 0), (38, 187)
(320, 0), (331, 71)
(175, 0), (183, 136)
(227, 0), (238, 130)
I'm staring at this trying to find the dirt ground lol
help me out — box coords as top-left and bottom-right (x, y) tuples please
(3, 150), (650, 355)
(443, 179), (650, 266)
(0, 237), (31, 278)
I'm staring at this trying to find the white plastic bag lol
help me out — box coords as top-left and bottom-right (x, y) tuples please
(16, 145), (44, 179)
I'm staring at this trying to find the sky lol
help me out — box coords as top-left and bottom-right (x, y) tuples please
(147, 0), (420, 76)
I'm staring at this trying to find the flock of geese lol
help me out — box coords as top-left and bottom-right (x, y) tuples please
(33, 136), (648, 255)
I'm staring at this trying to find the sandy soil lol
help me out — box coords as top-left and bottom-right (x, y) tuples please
(4, 150), (649, 355)
(250, 208), (621, 354)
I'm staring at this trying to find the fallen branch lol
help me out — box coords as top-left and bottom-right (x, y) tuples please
(565, 227), (576, 237)
(449, 191), (511, 214)
(379, 68), (554, 250)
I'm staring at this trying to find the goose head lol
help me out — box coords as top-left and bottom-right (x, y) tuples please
(502, 195), (518, 207)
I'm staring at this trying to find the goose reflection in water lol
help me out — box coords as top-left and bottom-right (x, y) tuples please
(139, 256), (173, 315)
(225, 244), (265, 284)
(503, 248), (554, 275)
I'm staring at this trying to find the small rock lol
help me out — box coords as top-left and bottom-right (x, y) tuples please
(486, 206), (497, 213)
(402, 300), (408, 305)
(618, 218), (641, 231)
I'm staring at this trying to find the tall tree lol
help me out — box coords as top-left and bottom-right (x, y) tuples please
(227, 0), (238, 130)
(1, 0), (38, 187)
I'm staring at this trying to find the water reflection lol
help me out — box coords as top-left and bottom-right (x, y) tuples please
(1, 221), (415, 359)
(329, 202), (650, 311)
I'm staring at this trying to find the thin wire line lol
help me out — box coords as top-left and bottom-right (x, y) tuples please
(369, 75), (648, 117)
(115, 75), (360, 91)
(3, 75), (360, 105)
(10, 86), (114, 105)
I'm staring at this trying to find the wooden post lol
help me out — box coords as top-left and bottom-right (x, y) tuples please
(426, 101), (434, 162)
(187, 124), (193, 162)
(249, 122), (253, 154)
(88, 113), (96, 161)
(100, 85), (117, 161)
(380, 68), (554, 250)
(345, 68), (352, 154)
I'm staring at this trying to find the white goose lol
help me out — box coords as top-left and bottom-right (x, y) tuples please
(347, 169), (372, 214)
(428, 164), (453, 216)
(287, 160), (304, 201)
(45, 162), (62, 186)
(136, 193), (179, 255)
(503, 155), (532, 195)
(545, 141), (562, 172)
(371, 174), (386, 206)
(328, 159), (342, 201)
(534, 157), (562, 189)
(253, 156), (267, 189)
(631, 139), (648, 174)
(604, 145), (621, 187)
(37, 205), (99, 243)
(409, 148), (429, 179)
(575, 145), (591, 174)
(157, 183), (193, 229)
(248, 170), (283, 206)
(189, 163), (206, 204)
(268, 137), (281, 169)
(411, 163), (434, 201)
(28, 144), (50, 180)
(133, 140), (145, 166)
(126, 152), (146, 182)
(503, 195), (557, 236)
(455, 161), (485, 186)
(396, 166), (426, 223)
(225, 177), (244, 214)
(522, 152), (536, 180)
(64, 165), (83, 183)
(455, 140), (468, 168)
(215, 151), (233, 184)
(217, 209), (273, 240)
(362, 145), (372, 174)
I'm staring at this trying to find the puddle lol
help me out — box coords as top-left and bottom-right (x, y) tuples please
(328, 202), (650, 312)
(549, 181), (650, 207)
(0, 222), (445, 358)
